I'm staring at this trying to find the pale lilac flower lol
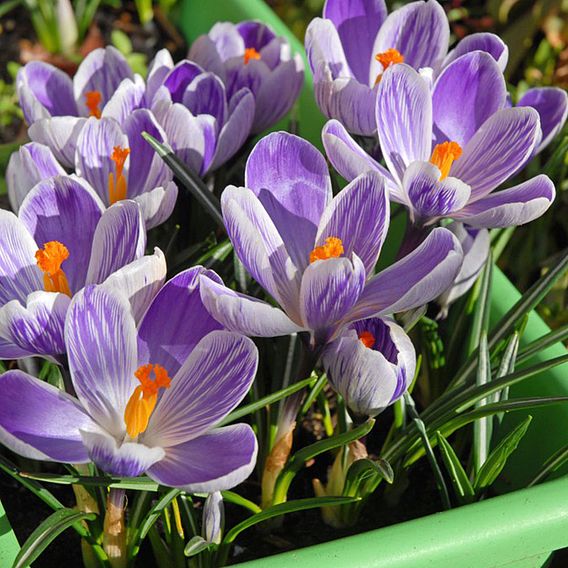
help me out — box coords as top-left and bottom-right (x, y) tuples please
(188, 21), (304, 133)
(0, 175), (164, 360)
(322, 317), (415, 416)
(199, 132), (462, 347)
(305, 0), (508, 135)
(0, 271), (258, 491)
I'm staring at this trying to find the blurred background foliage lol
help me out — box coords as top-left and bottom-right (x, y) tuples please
(0, 0), (567, 329)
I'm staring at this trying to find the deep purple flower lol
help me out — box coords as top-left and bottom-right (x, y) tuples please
(305, 0), (509, 135)
(188, 21), (304, 133)
(199, 132), (462, 347)
(322, 317), (415, 416)
(0, 270), (258, 492)
(0, 175), (164, 360)
(324, 61), (556, 230)
(149, 58), (256, 176)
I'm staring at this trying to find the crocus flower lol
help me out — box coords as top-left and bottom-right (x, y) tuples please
(199, 132), (463, 347)
(305, 0), (509, 135)
(322, 317), (415, 416)
(0, 271), (258, 492)
(74, 109), (178, 229)
(323, 60), (556, 232)
(149, 59), (256, 176)
(19, 46), (148, 168)
(188, 21), (304, 133)
(0, 175), (164, 360)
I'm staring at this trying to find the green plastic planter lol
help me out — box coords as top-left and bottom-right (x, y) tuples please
(179, 1), (568, 566)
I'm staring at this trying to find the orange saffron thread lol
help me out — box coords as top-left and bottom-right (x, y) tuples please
(358, 331), (375, 349)
(85, 91), (102, 118)
(244, 47), (261, 64)
(124, 364), (172, 438)
(108, 146), (130, 204)
(374, 48), (404, 85)
(35, 241), (71, 296)
(309, 237), (344, 263)
(430, 141), (462, 180)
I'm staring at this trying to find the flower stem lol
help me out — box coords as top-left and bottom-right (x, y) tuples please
(103, 488), (128, 568)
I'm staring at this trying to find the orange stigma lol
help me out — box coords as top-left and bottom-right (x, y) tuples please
(85, 91), (102, 118)
(430, 141), (462, 180)
(374, 48), (404, 85)
(244, 47), (261, 64)
(108, 146), (130, 204)
(124, 364), (172, 438)
(358, 331), (375, 349)
(35, 241), (71, 296)
(309, 237), (344, 263)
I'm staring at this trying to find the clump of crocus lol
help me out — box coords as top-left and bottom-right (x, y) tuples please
(0, 175), (163, 360)
(189, 21), (304, 133)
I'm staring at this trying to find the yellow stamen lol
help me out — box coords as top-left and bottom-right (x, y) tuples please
(430, 141), (463, 180)
(309, 237), (344, 263)
(85, 91), (102, 118)
(358, 331), (375, 349)
(374, 48), (404, 85)
(124, 364), (172, 438)
(108, 146), (130, 205)
(244, 47), (261, 64)
(35, 241), (71, 296)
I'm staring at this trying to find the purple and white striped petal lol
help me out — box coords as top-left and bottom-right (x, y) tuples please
(454, 175), (555, 228)
(252, 55), (304, 133)
(85, 200), (146, 286)
(0, 210), (41, 304)
(187, 35), (227, 82)
(346, 227), (463, 321)
(6, 142), (65, 212)
(75, 117), (129, 205)
(437, 223), (490, 314)
(211, 88), (255, 171)
(146, 49), (175, 104)
(321, 119), (400, 198)
(199, 275), (304, 337)
(16, 62), (77, 123)
(403, 161), (470, 221)
(245, 132), (332, 272)
(124, 109), (171, 197)
(221, 186), (301, 314)
(81, 429), (164, 477)
(147, 424), (257, 492)
(323, 317), (415, 416)
(0, 291), (70, 358)
(144, 331), (257, 446)
(100, 248), (166, 324)
(19, 175), (104, 293)
(442, 32), (508, 72)
(433, 51), (507, 147)
(101, 76), (146, 125)
(162, 61), (205, 103)
(299, 254), (366, 344)
(370, 0), (449, 80)
(316, 171), (390, 274)
(451, 107), (541, 200)
(66, 286), (138, 437)
(73, 46), (134, 114)
(133, 182), (178, 229)
(137, 267), (224, 376)
(305, 18), (352, 80)
(324, 0), (388, 84)
(207, 22), (246, 61)
(518, 88), (568, 154)
(0, 370), (92, 462)
(183, 72), (227, 126)
(28, 117), (87, 168)
(376, 64), (432, 183)
(236, 21), (276, 51)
